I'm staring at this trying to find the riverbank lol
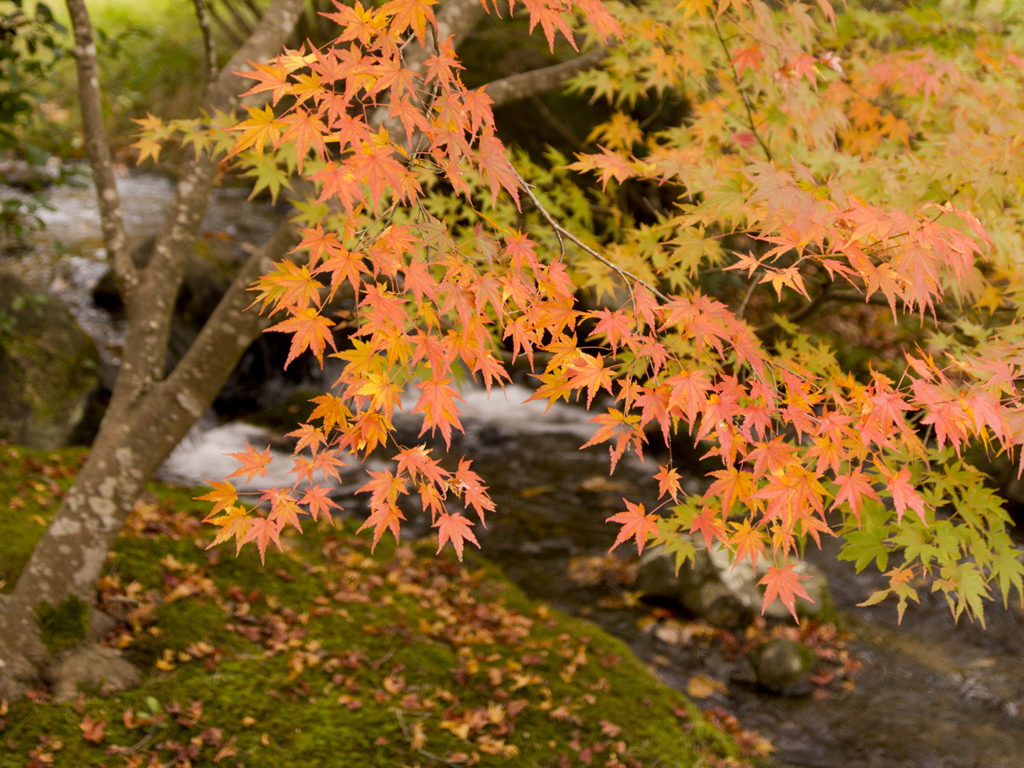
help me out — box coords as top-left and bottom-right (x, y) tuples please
(0, 444), (762, 768)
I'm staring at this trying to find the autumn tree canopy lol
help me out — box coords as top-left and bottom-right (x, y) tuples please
(180, 0), (1024, 625)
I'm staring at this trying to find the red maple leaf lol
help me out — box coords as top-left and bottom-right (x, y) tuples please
(357, 502), (406, 551)
(241, 515), (284, 564)
(299, 484), (340, 523)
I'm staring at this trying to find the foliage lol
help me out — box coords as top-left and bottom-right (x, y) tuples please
(0, 0), (68, 244)
(176, 0), (1024, 627)
(0, 445), (755, 767)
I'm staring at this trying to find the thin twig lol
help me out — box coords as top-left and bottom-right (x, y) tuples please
(509, 164), (671, 303)
(192, 0), (220, 88)
(736, 275), (759, 319)
(712, 21), (772, 162)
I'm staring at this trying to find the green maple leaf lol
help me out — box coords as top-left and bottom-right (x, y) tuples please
(244, 157), (292, 203)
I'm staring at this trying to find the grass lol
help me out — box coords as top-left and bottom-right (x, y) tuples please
(0, 445), (760, 768)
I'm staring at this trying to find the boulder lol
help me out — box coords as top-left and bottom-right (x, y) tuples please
(749, 637), (815, 696)
(0, 270), (99, 449)
(636, 537), (830, 626)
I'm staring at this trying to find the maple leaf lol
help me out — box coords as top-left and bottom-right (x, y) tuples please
(607, 500), (659, 555)
(79, 714), (107, 744)
(412, 377), (465, 449)
(728, 519), (765, 573)
(832, 469), (877, 523)
(299, 485), (340, 523)
(229, 104), (285, 163)
(566, 353), (614, 408)
(690, 504), (727, 550)
(205, 505), (253, 556)
(435, 512), (480, 560)
(883, 466), (929, 524)
(241, 515), (284, 564)
(357, 502), (406, 551)
(455, 458), (494, 524)
(195, 481), (238, 520)
(266, 307), (337, 368)
(235, 59), (292, 105)
(654, 464), (682, 502)
(226, 442), (272, 485)
(383, 0), (437, 46)
(759, 564), (813, 621)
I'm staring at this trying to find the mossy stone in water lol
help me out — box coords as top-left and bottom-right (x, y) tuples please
(750, 637), (816, 696)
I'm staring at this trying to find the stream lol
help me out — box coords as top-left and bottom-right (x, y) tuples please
(8, 171), (1024, 767)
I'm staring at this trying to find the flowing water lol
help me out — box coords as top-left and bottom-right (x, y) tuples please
(15, 173), (1024, 767)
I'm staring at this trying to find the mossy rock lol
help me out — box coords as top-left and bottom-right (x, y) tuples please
(750, 638), (816, 696)
(0, 271), (99, 449)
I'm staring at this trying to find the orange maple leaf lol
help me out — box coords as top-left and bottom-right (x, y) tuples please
(412, 378), (465, 449)
(759, 563), (813, 621)
(607, 500), (659, 555)
(435, 511), (479, 560)
(195, 480), (238, 520)
(266, 307), (337, 368)
(226, 442), (272, 484)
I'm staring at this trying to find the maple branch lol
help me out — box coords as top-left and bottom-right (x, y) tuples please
(65, 0), (137, 309)
(192, 0), (220, 88)
(483, 48), (607, 107)
(712, 21), (772, 162)
(510, 164), (671, 303)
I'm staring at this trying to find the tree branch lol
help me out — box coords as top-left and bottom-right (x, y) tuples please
(160, 216), (301, 410)
(484, 48), (606, 108)
(510, 164), (670, 303)
(192, 0), (219, 88)
(64, 0), (137, 308)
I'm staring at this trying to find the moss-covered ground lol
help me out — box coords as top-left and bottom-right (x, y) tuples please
(0, 445), (762, 768)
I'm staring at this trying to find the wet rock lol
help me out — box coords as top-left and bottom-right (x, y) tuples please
(0, 270), (99, 449)
(636, 538), (830, 626)
(749, 637), (815, 696)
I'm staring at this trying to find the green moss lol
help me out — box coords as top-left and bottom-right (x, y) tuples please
(36, 594), (90, 654)
(0, 446), (752, 767)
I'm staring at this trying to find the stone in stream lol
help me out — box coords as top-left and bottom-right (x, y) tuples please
(0, 270), (99, 449)
(635, 537), (830, 626)
(749, 637), (816, 696)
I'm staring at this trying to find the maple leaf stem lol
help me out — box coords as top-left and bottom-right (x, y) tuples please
(508, 164), (671, 304)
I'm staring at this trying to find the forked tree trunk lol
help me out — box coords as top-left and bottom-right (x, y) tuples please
(0, 0), (307, 700)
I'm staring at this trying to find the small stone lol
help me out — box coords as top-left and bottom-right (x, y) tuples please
(750, 638), (815, 696)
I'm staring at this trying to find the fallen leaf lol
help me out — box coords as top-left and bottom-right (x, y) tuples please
(685, 674), (728, 699)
